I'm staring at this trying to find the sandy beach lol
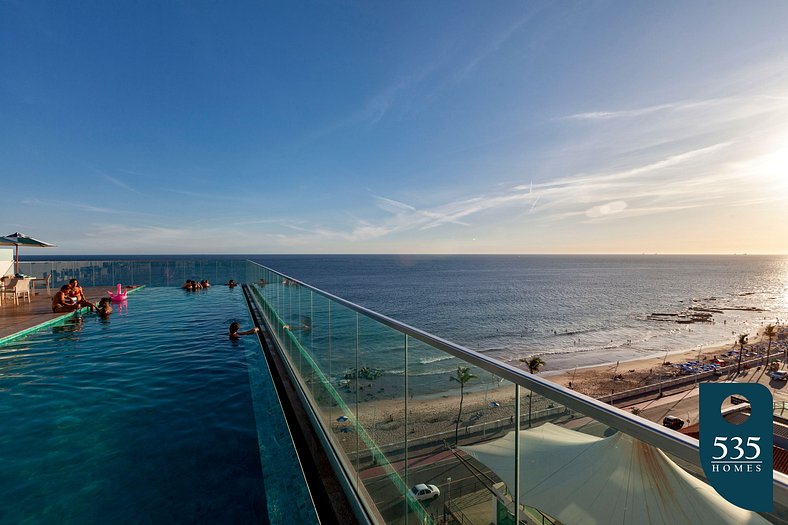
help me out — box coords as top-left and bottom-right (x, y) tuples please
(545, 324), (787, 397)
(330, 324), (787, 455)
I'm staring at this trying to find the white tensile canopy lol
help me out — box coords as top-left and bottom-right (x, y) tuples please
(461, 423), (770, 525)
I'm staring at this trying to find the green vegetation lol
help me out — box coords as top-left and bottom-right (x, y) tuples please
(450, 366), (477, 445)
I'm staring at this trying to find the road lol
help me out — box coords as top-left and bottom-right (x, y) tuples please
(624, 365), (788, 427)
(363, 450), (496, 524)
(359, 366), (788, 523)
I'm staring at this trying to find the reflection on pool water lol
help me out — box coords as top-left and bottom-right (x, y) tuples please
(0, 286), (313, 524)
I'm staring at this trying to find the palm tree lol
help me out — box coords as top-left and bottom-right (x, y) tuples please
(736, 333), (749, 375)
(522, 356), (546, 374)
(764, 324), (777, 368)
(450, 366), (477, 446)
(519, 356), (546, 428)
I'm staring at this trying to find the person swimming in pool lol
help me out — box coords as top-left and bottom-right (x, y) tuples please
(229, 322), (259, 339)
(96, 297), (113, 318)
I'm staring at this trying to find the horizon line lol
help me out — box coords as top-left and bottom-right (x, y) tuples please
(17, 252), (788, 257)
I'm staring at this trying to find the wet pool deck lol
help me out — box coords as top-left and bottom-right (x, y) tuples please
(0, 286), (139, 344)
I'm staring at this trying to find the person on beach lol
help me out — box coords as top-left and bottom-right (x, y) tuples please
(96, 297), (113, 318)
(52, 285), (80, 313)
(229, 322), (259, 339)
(67, 279), (95, 310)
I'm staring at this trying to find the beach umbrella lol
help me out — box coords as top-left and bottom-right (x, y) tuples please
(0, 232), (56, 274)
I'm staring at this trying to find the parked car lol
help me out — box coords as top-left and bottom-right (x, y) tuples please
(771, 371), (788, 381)
(662, 416), (685, 430)
(409, 484), (441, 501)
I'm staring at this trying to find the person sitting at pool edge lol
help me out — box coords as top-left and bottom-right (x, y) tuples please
(96, 297), (113, 318)
(52, 285), (81, 313)
(68, 279), (95, 310)
(229, 322), (259, 339)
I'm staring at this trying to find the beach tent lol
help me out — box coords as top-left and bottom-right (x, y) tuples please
(0, 232), (55, 274)
(461, 423), (770, 525)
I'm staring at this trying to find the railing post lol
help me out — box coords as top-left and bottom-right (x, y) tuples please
(355, 311), (360, 491)
(514, 384), (521, 525)
(404, 333), (409, 525)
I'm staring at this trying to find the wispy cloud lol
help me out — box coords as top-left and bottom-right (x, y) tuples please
(563, 98), (729, 121)
(271, 126), (776, 246)
(458, 13), (537, 79)
(75, 223), (283, 253)
(102, 173), (141, 194)
(84, 224), (187, 240)
(527, 142), (731, 190)
(22, 198), (114, 214)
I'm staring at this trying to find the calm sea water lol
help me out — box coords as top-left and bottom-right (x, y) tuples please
(24, 254), (788, 373)
(0, 287), (314, 525)
(248, 255), (788, 373)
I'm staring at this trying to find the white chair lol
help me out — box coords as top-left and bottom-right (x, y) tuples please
(33, 274), (51, 296)
(6, 278), (31, 304)
(1, 278), (19, 306)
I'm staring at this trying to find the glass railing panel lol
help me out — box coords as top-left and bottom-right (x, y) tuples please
(128, 261), (147, 286)
(442, 369), (515, 525)
(111, 260), (131, 286)
(325, 303), (362, 482)
(298, 289), (341, 427)
(52, 261), (76, 286)
(245, 260), (266, 287)
(13, 258), (257, 287)
(94, 261), (112, 286)
(292, 284), (316, 379)
(355, 315), (408, 524)
(160, 260), (180, 286)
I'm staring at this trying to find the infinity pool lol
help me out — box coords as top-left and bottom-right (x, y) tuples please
(0, 287), (312, 524)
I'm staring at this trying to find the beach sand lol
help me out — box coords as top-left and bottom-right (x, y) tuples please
(546, 324), (786, 397)
(330, 325), (786, 455)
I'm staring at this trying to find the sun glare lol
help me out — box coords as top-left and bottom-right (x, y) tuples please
(749, 130), (788, 196)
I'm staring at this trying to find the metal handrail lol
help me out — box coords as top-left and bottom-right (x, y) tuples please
(245, 260), (788, 500)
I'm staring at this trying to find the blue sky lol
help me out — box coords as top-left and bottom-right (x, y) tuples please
(2, 1), (788, 254)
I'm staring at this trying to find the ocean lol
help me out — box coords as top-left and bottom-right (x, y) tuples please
(27, 254), (788, 373)
(250, 255), (788, 374)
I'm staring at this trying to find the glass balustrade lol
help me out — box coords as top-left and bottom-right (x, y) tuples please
(245, 260), (788, 525)
(16, 259), (248, 287)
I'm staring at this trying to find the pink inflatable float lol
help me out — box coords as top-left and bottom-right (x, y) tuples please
(107, 283), (128, 302)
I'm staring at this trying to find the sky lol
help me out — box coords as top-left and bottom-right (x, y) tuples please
(2, 1), (788, 255)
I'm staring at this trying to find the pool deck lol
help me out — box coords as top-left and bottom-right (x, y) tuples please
(0, 286), (133, 344)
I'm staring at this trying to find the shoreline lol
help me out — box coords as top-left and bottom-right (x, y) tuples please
(332, 325), (787, 451)
(542, 325), (786, 397)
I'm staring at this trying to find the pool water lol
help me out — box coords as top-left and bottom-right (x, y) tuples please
(0, 287), (311, 524)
